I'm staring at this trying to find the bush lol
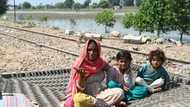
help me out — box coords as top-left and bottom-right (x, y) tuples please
(0, 0), (8, 16)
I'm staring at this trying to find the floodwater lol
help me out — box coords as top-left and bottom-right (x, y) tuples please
(35, 18), (190, 44)
(5, 11), (190, 44)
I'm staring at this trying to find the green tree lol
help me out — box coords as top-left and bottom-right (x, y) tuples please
(109, 0), (120, 6)
(134, 0), (141, 7)
(73, 3), (81, 11)
(55, 2), (65, 9)
(98, 0), (110, 8)
(123, 0), (190, 44)
(83, 0), (91, 8)
(92, 3), (98, 8)
(141, 0), (168, 37)
(123, 12), (147, 35)
(22, 1), (32, 9)
(173, 0), (190, 44)
(36, 3), (44, 9)
(125, 0), (134, 6)
(0, 0), (8, 16)
(45, 4), (55, 9)
(96, 10), (115, 33)
(31, 6), (36, 9)
(63, 0), (75, 8)
(123, 0), (173, 37)
(134, 13), (151, 35)
(17, 4), (22, 9)
(123, 13), (135, 28)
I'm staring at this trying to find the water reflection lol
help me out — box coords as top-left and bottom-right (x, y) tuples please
(69, 19), (76, 29)
(30, 18), (190, 44)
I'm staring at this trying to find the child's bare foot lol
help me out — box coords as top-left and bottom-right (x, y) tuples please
(150, 87), (162, 93)
(115, 101), (127, 107)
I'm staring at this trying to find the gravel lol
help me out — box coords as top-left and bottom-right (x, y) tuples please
(0, 25), (189, 76)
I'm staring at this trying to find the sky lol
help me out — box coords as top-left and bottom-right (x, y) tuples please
(8, 0), (100, 6)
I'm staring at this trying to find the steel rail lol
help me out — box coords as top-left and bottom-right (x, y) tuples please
(0, 32), (78, 57)
(0, 25), (190, 64)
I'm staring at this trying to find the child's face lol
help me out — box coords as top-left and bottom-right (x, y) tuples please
(151, 56), (162, 69)
(117, 58), (130, 72)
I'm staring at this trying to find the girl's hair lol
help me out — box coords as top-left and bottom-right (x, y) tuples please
(116, 50), (132, 62)
(148, 48), (166, 63)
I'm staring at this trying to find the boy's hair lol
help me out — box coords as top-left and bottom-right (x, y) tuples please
(148, 48), (166, 63)
(116, 50), (132, 62)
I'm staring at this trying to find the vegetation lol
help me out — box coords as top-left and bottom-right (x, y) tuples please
(40, 16), (48, 22)
(125, 0), (134, 6)
(63, 0), (74, 9)
(91, 3), (98, 8)
(73, 3), (81, 11)
(138, 0), (171, 37)
(98, 0), (111, 8)
(24, 15), (33, 21)
(55, 2), (65, 9)
(40, 16), (48, 28)
(6, 0), (189, 44)
(109, 0), (120, 6)
(0, 0), (8, 16)
(83, 0), (91, 8)
(134, 0), (141, 6)
(123, 0), (190, 43)
(123, 13), (146, 35)
(96, 10), (115, 33)
(13, 0), (140, 10)
(22, 1), (32, 9)
(123, 13), (134, 28)
(23, 15), (36, 27)
(172, 0), (190, 44)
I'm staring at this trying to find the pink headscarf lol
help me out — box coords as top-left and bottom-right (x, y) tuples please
(66, 39), (107, 97)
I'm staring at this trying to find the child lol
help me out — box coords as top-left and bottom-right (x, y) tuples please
(113, 50), (134, 89)
(108, 50), (148, 102)
(136, 48), (170, 93)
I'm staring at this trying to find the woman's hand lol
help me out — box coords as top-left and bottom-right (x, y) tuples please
(75, 67), (86, 91)
(77, 68), (86, 78)
(123, 84), (129, 92)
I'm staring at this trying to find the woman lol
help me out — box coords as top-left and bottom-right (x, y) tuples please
(64, 39), (124, 107)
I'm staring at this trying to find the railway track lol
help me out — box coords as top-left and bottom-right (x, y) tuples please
(0, 24), (190, 65)
(0, 25), (190, 107)
(0, 32), (79, 57)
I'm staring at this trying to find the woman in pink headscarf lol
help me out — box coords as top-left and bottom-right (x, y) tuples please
(64, 39), (124, 107)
